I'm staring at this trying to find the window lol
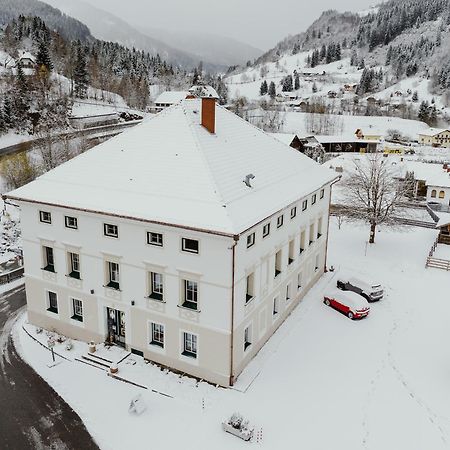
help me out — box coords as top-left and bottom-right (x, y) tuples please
(297, 272), (302, 290)
(244, 325), (252, 351)
(47, 291), (58, 313)
(149, 272), (164, 301)
(182, 280), (198, 310)
(182, 332), (197, 358)
(246, 273), (255, 303)
(277, 215), (284, 228)
(312, 194), (317, 205)
(65, 216), (78, 229)
(275, 250), (282, 278)
(39, 211), (51, 224)
(317, 217), (323, 239)
(247, 232), (255, 248)
(431, 189), (437, 198)
(106, 261), (120, 290)
(147, 232), (163, 247)
(150, 323), (164, 348)
(262, 223), (270, 238)
(439, 190), (445, 199)
(288, 239), (295, 265)
(320, 189), (325, 199)
(43, 246), (55, 272)
(104, 223), (118, 238)
(71, 298), (83, 321)
(273, 297), (279, 316)
(309, 223), (315, 245)
(182, 238), (199, 254)
(302, 200), (308, 211)
(300, 231), (306, 254)
(315, 254), (320, 271)
(286, 283), (291, 301)
(68, 252), (80, 279)
(290, 207), (297, 218)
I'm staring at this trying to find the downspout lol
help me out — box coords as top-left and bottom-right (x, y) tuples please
(229, 235), (239, 386)
(324, 177), (341, 272)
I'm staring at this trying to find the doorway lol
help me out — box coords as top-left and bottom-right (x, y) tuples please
(106, 307), (125, 347)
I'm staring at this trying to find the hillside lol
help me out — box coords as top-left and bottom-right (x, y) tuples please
(0, 0), (91, 41)
(225, 1), (450, 126)
(40, 0), (217, 70)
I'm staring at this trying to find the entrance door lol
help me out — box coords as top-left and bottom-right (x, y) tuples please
(106, 307), (125, 347)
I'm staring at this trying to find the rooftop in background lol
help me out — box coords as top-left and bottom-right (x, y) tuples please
(6, 98), (336, 236)
(418, 128), (450, 137)
(154, 91), (188, 105)
(399, 161), (450, 188)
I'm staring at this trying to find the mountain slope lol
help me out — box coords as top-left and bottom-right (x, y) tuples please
(137, 27), (263, 67)
(0, 0), (91, 41)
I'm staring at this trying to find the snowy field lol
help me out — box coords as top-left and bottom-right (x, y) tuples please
(12, 218), (450, 450)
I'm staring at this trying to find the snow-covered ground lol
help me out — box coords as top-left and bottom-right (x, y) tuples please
(281, 111), (429, 140)
(12, 218), (450, 450)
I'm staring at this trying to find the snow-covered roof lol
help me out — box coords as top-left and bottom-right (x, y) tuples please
(19, 51), (35, 62)
(188, 85), (219, 99)
(267, 133), (297, 146)
(315, 135), (379, 144)
(154, 91), (188, 105)
(6, 99), (337, 236)
(436, 212), (450, 228)
(398, 161), (450, 188)
(418, 128), (449, 137)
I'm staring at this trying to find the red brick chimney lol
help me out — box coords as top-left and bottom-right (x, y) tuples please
(201, 98), (216, 134)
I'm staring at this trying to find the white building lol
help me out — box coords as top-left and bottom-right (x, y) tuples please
(5, 94), (337, 386)
(418, 128), (450, 148)
(153, 91), (188, 112)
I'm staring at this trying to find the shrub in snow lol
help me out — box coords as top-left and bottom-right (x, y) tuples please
(35, 327), (43, 334)
(222, 413), (254, 441)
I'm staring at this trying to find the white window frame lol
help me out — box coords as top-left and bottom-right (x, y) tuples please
(65, 216), (78, 229)
(150, 322), (165, 348)
(71, 298), (83, 321)
(182, 331), (198, 358)
(320, 188), (325, 199)
(68, 252), (80, 278)
(290, 206), (297, 218)
(181, 238), (199, 254)
(273, 296), (279, 316)
(104, 223), (118, 238)
(43, 246), (55, 272)
(47, 290), (58, 313)
(149, 272), (164, 300)
(247, 232), (255, 248)
(147, 232), (163, 247)
(312, 194), (317, 205)
(39, 210), (51, 224)
(262, 223), (270, 238)
(302, 199), (308, 211)
(244, 324), (252, 351)
(182, 279), (198, 310)
(106, 261), (120, 289)
(277, 215), (284, 228)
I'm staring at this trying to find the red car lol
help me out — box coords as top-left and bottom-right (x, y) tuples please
(323, 289), (370, 320)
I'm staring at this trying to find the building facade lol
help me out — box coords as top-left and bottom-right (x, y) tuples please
(419, 128), (450, 148)
(7, 94), (336, 386)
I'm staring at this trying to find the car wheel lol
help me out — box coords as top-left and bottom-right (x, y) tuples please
(324, 299), (331, 306)
(347, 311), (354, 319)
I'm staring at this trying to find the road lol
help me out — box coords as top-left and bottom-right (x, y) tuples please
(0, 286), (98, 450)
(0, 120), (142, 159)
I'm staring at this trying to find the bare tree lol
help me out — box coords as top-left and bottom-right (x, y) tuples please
(0, 149), (38, 189)
(342, 154), (413, 243)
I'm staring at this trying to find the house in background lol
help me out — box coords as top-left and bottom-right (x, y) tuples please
(17, 51), (36, 68)
(153, 91), (188, 112)
(5, 89), (337, 387)
(418, 128), (450, 148)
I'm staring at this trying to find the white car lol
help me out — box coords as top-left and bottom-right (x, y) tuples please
(336, 275), (383, 302)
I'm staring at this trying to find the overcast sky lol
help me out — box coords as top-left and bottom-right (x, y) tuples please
(81, 0), (378, 49)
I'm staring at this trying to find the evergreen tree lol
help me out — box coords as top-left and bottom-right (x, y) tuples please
(282, 75), (293, 92)
(294, 72), (300, 90)
(350, 49), (358, 66)
(312, 81), (318, 93)
(73, 43), (89, 99)
(259, 80), (268, 96)
(412, 91), (419, 102)
(35, 39), (53, 72)
(268, 81), (276, 99)
(418, 100), (430, 123)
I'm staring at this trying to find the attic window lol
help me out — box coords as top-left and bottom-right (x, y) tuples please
(244, 174), (255, 188)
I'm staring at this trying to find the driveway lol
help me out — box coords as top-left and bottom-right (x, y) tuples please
(0, 286), (98, 450)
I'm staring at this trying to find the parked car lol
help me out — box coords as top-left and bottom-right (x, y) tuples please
(336, 275), (383, 302)
(323, 289), (370, 320)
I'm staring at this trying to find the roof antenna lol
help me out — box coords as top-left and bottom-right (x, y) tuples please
(243, 174), (255, 188)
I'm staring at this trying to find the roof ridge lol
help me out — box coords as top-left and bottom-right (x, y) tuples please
(181, 101), (236, 232)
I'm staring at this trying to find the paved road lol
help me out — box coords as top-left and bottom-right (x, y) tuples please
(0, 286), (98, 450)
